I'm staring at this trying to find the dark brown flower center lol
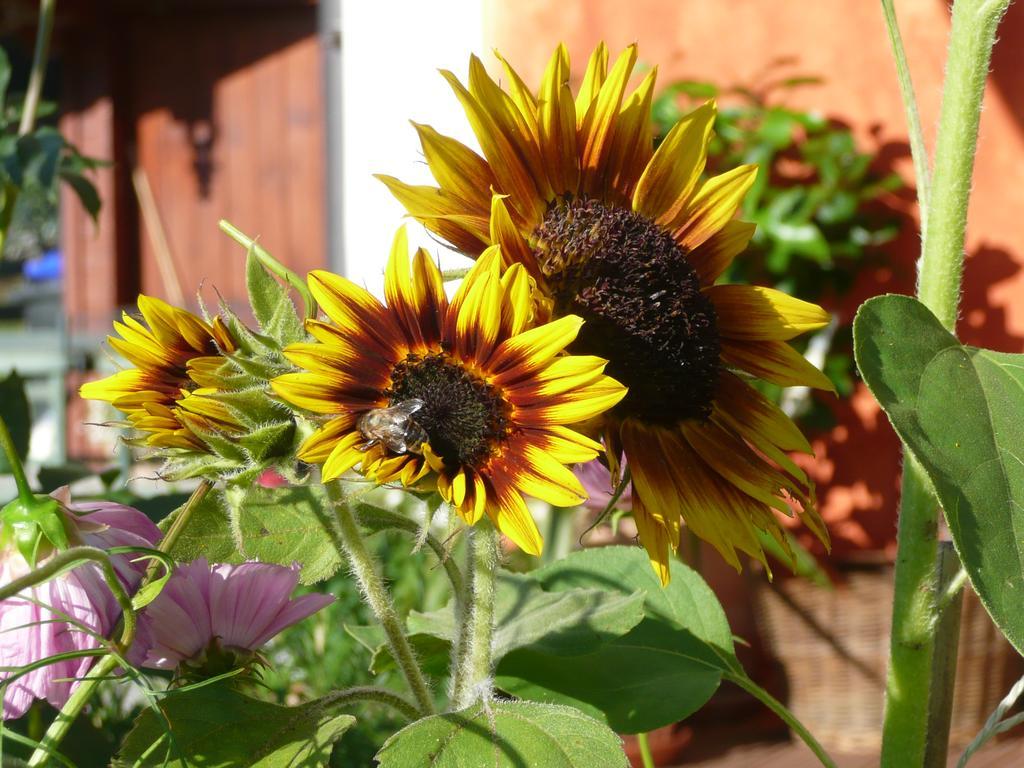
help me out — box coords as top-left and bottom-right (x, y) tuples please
(533, 198), (721, 426)
(387, 353), (511, 468)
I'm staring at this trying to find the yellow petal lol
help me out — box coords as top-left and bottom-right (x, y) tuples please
(489, 194), (541, 278)
(578, 45), (637, 197)
(296, 415), (358, 463)
(631, 496), (673, 586)
(575, 43), (608, 125)
(490, 315), (583, 381)
(441, 67), (546, 225)
(516, 376), (627, 427)
(413, 122), (496, 211)
(687, 220), (756, 286)
(527, 425), (603, 464)
(538, 43), (580, 196)
(307, 270), (403, 355)
(721, 339), (836, 391)
(487, 484), (543, 557)
(633, 101), (716, 225)
(411, 247), (449, 346)
(513, 443), (587, 508)
(320, 431), (367, 481)
(673, 164), (758, 251)
(604, 68), (656, 203)
(706, 285), (830, 341)
(376, 174), (491, 254)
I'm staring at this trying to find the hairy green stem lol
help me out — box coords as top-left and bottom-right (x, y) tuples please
(218, 219), (317, 319)
(322, 685), (421, 722)
(924, 542), (966, 767)
(26, 655), (118, 767)
(450, 521), (498, 711)
(148, 480), (211, 580)
(880, 0), (1010, 764)
(353, 503), (465, 599)
(915, 0), (1010, 329)
(0, 416), (32, 505)
(880, 0), (931, 239)
(323, 482), (435, 716)
(726, 672), (838, 768)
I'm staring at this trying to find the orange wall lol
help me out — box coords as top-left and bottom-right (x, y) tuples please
(483, 0), (1024, 557)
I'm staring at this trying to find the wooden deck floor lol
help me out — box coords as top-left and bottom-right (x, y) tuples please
(678, 738), (1024, 767)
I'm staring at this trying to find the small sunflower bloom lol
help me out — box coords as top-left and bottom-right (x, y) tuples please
(80, 295), (240, 453)
(380, 43), (833, 583)
(271, 228), (626, 555)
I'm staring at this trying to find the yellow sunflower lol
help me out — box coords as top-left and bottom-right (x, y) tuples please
(80, 295), (240, 452)
(378, 42), (833, 583)
(270, 228), (626, 556)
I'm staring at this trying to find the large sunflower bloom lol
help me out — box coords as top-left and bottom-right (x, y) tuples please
(379, 43), (833, 583)
(270, 229), (626, 556)
(80, 296), (240, 452)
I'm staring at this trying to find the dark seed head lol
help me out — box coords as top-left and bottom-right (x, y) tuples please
(534, 198), (721, 425)
(386, 353), (510, 468)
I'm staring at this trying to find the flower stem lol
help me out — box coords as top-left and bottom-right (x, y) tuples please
(879, 0), (1011, 765)
(323, 481), (435, 716)
(0, 0), (55, 257)
(26, 655), (119, 767)
(916, 0), (1010, 329)
(636, 732), (655, 768)
(321, 685), (421, 721)
(218, 219), (317, 319)
(0, 415), (32, 505)
(147, 480), (211, 580)
(880, 0), (931, 237)
(725, 672), (838, 768)
(25, 485), (209, 765)
(450, 520), (498, 711)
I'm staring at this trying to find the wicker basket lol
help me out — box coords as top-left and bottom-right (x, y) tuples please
(752, 563), (1022, 753)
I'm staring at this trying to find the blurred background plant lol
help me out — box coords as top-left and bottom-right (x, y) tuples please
(651, 61), (906, 431)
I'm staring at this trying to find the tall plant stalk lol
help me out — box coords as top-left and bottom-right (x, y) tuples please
(879, 0), (1011, 764)
(449, 521), (498, 710)
(0, 0), (55, 257)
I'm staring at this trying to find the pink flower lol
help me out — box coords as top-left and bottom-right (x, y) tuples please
(132, 558), (333, 672)
(1, 493), (162, 720)
(574, 458), (632, 513)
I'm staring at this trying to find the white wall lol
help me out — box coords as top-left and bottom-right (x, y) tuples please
(338, 1), (486, 297)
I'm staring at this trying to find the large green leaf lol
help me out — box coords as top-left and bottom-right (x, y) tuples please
(162, 489), (243, 564)
(0, 371), (31, 474)
(227, 485), (344, 584)
(375, 701), (627, 768)
(115, 684), (354, 767)
(854, 294), (1024, 653)
(495, 546), (740, 733)
(408, 572), (645, 658)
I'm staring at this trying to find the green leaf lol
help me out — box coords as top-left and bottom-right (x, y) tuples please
(162, 489), (243, 564)
(0, 47), (10, 115)
(229, 485), (344, 584)
(495, 546), (739, 733)
(0, 371), (31, 474)
(246, 249), (305, 345)
(36, 462), (95, 493)
(375, 701), (626, 768)
(60, 170), (101, 222)
(115, 682), (354, 767)
(854, 294), (1024, 653)
(407, 572), (645, 659)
